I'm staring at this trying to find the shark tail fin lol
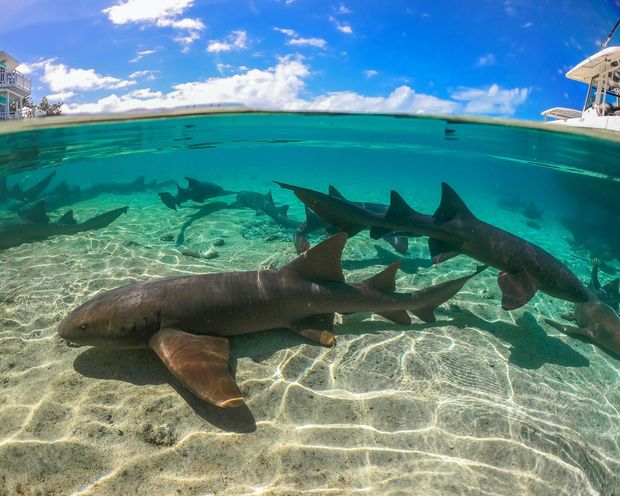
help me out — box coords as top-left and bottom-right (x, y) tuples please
(433, 182), (476, 223)
(328, 185), (346, 200)
(360, 260), (411, 324)
(284, 232), (347, 283)
(22, 201), (49, 224)
(58, 209), (77, 225)
(158, 192), (178, 211)
(411, 265), (488, 323)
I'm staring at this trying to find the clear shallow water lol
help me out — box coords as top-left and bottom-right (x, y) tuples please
(0, 111), (619, 495)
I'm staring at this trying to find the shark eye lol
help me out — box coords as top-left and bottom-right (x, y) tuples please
(80, 324), (88, 331)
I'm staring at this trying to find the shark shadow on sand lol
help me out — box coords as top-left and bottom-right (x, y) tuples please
(72, 347), (257, 432)
(447, 308), (590, 369)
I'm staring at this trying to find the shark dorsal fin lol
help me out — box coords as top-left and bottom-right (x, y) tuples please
(58, 209), (77, 225)
(386, 191), (418, 220)
(265, 190), (274, 204)
(185, 177), (199, 188)
(23, 201), (49, 224)
(361, 260), (400, 292)
(134, 176), (145, 186)
(433, 183), (475, 222)
(284, 232), (347, 282)
(328, 185), (346, 200)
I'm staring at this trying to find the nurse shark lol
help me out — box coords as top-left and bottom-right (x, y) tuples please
(58, 233), (486, 408)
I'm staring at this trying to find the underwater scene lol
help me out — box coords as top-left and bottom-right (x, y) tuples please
(0, 111), (619, 495)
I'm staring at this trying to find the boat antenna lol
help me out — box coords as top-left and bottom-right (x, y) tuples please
(602, 18), (620, 48)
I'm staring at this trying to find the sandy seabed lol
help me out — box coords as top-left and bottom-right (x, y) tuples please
(0, 192), (619, 496)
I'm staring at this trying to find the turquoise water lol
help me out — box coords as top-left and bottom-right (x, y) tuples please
(0, 111), (619, 495)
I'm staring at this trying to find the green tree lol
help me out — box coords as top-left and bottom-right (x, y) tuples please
(37, 96), (63, 116)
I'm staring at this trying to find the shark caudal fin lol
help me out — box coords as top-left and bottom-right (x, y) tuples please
(359, 260), (411, 324)
(433, 183), (476, 223)
(370, 190), (418, 240)
(410, 265), (487, 323)
(284, 232), (347, 283)
(158, 192), (178, 210)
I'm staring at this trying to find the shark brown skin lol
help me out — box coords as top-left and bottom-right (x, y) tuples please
(367, 183), (589, 311)
(0, 201), (128, 250)
(159, 177), (235, 211)
(276, 182), (409, 254)
(58, 233), (486, 408)
(545, 290), (620, 358)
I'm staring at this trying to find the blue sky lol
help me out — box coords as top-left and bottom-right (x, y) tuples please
(3, 0), (620, 119)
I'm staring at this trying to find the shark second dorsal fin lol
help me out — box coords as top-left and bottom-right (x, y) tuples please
(284, 232), (347, 282)
(361, 260), (401, 292)
(433, 183), (475, 223)
(276, 204), (289, 217)
(23, 201), (49, 224)
(58, 209), (77, 225)
(328, 185), (346, 200)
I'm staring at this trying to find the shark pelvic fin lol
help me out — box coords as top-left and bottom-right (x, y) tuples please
(433, 183), (475, 223)
(284, 232), (347, 283)
(291, 313), (336, 346)
(498, 271), (539, 310)
(361, 260), (401, 292)
(544, 319), (593, 338)
(378, 310), (411, 325)
(428, 238), (460, 264)
(149, 328), (244, 408)
(23, 201), (50, 224)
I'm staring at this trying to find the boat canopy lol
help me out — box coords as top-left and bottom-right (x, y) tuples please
(566, 46), (620, 83)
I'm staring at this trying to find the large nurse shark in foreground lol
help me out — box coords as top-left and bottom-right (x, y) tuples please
(58, 233), (486, 408)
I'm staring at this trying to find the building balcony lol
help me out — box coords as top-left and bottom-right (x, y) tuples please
(0, 69), (31, 96)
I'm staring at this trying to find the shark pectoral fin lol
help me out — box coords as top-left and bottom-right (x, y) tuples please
(158, 192), (178, 211)
(149, 329), (244, 408)
(370, 226), (391, 240)
(291, 314), (336, 346)
(377, 311), (411, 325)
(544, 319), (593, 338)
(428, 238), (459, 264)
(498, 271), (539, 310)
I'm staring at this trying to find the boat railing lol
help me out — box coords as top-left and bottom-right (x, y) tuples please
(0, 69), (32, 94)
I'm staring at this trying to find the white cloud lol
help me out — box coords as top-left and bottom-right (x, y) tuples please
(329, 16), (353, 34)
(338, 4), (351, 14)
(129, 70), (158, 80)
(451, 84), (529, 115)
(60, 59), (528, 117)
(129, 49), (156, 63)
(207, 30), (248, 53)
(522, 21), (533, 28)
(47, 91), (75, 102)
(288, 37), (326, 48)
(274, 27), (297, 37)
(24, 59), (135, 92)
(475, 53), (496, 67)
(102, 0), (204, 50)
(363, 70), (378, 78)
(103, 0), (192, 24)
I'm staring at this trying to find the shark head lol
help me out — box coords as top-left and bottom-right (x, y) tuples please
(58, 287), (158, 348)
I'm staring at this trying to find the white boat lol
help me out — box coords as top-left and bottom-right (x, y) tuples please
(542, 21), (620, 132)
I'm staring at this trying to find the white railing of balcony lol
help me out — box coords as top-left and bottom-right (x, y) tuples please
(0, 70), (32, 93)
